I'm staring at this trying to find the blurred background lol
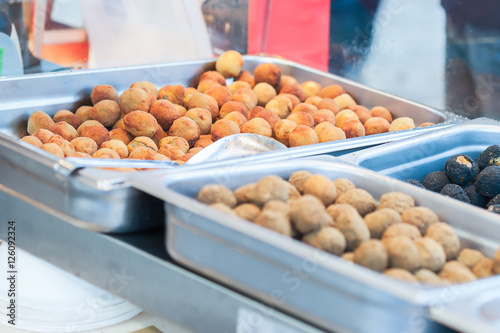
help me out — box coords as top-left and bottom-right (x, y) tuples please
(1, 0), (499, 119)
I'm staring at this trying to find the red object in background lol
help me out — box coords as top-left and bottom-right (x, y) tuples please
(248, 0), (330, 71)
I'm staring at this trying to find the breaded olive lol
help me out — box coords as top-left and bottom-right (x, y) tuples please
(383, 268), (418, 283)
(254, 63), (282, 88)
(335, 208), (370, 251)
(414, 237), (446, 272)
(401, 207), (439, 235)
(425, 222), (460, 260)
(234, 203), (261, 221)
(457, 248), (485, 270)
(385, 236), (421, 271)
(53, 110), (81, 129)
(124, 111), (158, 137)
(378, 192), (415, 214)
(439, 261), (477, 284)
(197, 184), (237, 208)
(254, 210), (292, 237)
(158, 84), (185, 105)
(353, 239), (388, 272)
(168, 117), (201, 146)
(290, 195), (332, 234)
(119, 87), (151, 114)
(303, 226), (346, 256)
(336, 188), (376, 216)
(240, 118), (272, 137)
(288, 170), (313, 194)
(50, 121), (79, 142)
(27, 111), (55, 135)
(303, 174), (337, 206)
(252, 175), (290, 207)
(288, 125), (319, 147)
(185, 108), (212, 135)
(90, 100), (121, 127)
(90, 85), (119, 105)
(216, 50), (243, 78)
(364, 208), (402, 239)
(71, 137), (98, 155)
(382, 223), (422, 241)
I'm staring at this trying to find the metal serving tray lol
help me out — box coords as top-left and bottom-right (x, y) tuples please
(339, 117), (500, 181)
(130, 159), (500, 333)
(0, 55), (455, 232)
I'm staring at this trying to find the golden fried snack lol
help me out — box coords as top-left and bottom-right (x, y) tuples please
(119, 87), (151, 114)
(216, 50), (244, 78)
(53, 110), (81, 129)
(124, 111), (158, 137)
(27, 110), (54, 135)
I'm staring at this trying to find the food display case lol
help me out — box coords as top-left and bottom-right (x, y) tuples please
(0, 1), (499, 333)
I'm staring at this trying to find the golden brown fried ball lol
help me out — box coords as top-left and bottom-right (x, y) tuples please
(383, 268), (418, 283)
(278, 75), (298, 88)
(33, 129), (54, 143)
(41, 143), (64, 158)
(341, 252), (355, 262)
(168, 117), (201, 146)
(254, 210), (292, 237)
(288, 170), (312, 193)
(290, 195), (332, 234)
(92, 148), (120, 159)
(254, 63), (282, 88)
(219, 101), (248, 119)
(79, 121), (109, 146)
(45, 134), (75, 156)
(234, 183), (257, 204)
(183, 87), (199, 107)
(124, 111), (158, 137)
(370, 106), (393, 123)
(287, 111), (314, 128)
(333, 94), (357, 110)
(151, 124), (169, 144)
(262, 200), (291, 218)
(457, 248), (485, 270)
(385, 236), (421, 271)
(348, 105), (371, 124)
(272, 120), (298, 147)
(312, 109), (336, 126)
(333, 178), (356, 197)
(194, 138), (213, 149)
(353, 239), (388, 272)
(318, 98), (341, 115)
(71, 137), (98, 155)
(305, 96), (323, 108)
(288, 125), (319, 147)
(389, 117), (415, 132)
(341, 120), (365, 139)
(425, 223), (460, 261)
(227, 81), (251, 95)
(27, 110), (55, 135)
(90, 100), (121, 127)
(336, 188), (376, 216)
(128, 146), (157, 160)
(130, 81), (158, 99)
(301, 81), (322, 98)
(235, 70), (255, 88)
(185, 108), (212, 135)
(232, 88), (258, 110)
(198, 79), (220, 95)
(109, 128), (133, 145)
(53, 110), (81, 129)
(240, 118), (272, 137)
(280, 93), (301, 109)
(364, 117), (390, 135)
(472, 258), (494, 278)
(205, 86), (232, 108)
(280, 84), (306, 102)
(402, 207), (439, 235)
(189, 93), (219, 121)
(100, 139), (128, 158)
(266, 95), (293, 119)
(200, 70), (226, 86)
(75, 106), (93, 123)
(364, 208), (402, 239)
(112, 118), (126, 130)
(439, 261), (477, 284)
(314, 123), (346, 143)
(253, 82), (277, 106)
(158, 136), (189, 153)
(188, 147), (203, 154)
(197, 184), (237, 208)
(335, 110), (359, 128)
(234, 203), (261, 221)
(90, 85), (119, 105)
(317, 85), (345, 99)
(414, 237), (446, 272)
(414, 269), (444, 285)
(382, 223), (422, 241)
(216, 50), (243, 78)
(149, 99), (181, 131)
(378, 192), (415, 214)
(303, 226), (346, 256)
(158, 144), (185, 161)
(326, 203), (357, 224)
(50, 121), (79, 141)
(250, 108), (280, 128)
(292, 103), (318, 115)
(127, 136), (158, 153)
(21, 136), (42, 148)
(252, 175), (290, 207)
(211, 119), (240, 141)
(335, 207), (370, 251)
(158, 84), (185, 105)
(303, 174), (337, 206)
(119, 87), (151, 114)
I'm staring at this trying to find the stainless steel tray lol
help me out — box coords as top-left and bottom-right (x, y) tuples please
(339, 117), (500, 181)
(130, 159), (500, 333)
(0, 55), (457, 232)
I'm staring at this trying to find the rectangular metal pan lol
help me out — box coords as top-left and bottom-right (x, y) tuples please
(0, 55), (456, 232)
(130, 159), (500, 333)
(339, 117), (500, 181)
